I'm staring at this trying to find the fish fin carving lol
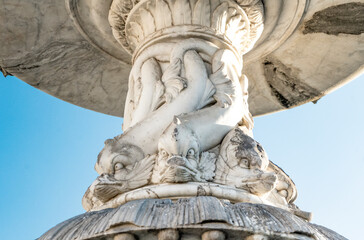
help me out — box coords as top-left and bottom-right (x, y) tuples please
(94, 184), (123, 203)
(152, 80), (166, 111)
(210, 63), (234, 108)
(162, 58), (187, 103)
(125, 154), (156, 189)
(197, 77), (216, 109)
(198, 151), (217, 181)
(238, 74), (254, 129)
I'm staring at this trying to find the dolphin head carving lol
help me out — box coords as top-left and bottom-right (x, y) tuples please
(156, 117), (201, 183)
(83, 139), (153, 210)
(95, 138), (145, 175)
(222, 128), (269, 171)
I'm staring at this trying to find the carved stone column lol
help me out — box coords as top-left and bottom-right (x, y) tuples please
(77, 0), (300, 216)
(30, 0), (357, 239)
(80, 0), (276, 212)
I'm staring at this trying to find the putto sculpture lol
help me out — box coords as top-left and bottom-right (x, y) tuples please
(1, 0), (362, 239)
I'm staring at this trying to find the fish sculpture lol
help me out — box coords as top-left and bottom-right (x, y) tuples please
(153, 49), (252, 183)
(82, 154), (155, 211)
(214, 127), (278, 195)
(84, 41), (224, 209)
(152, 117), (217, 183)
(95, 41), (219, 175)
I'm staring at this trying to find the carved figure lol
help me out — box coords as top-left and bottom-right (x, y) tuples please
(95, 40), (219, 175)
(152, 118), (217, 183)
(165, 49), (253, 147)
(266, 161), (298, 205)
(81, 0), (297, 211)
(83, 154), (155, 211)
(214, 127), (278, 195)
(152, 49), (252, 184)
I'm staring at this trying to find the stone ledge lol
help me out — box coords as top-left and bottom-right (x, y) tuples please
(39, 197), (346, 240)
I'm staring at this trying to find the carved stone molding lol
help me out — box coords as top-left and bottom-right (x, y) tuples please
(39, 197), (346, 240)
(109, 0), (264, 57)
(65, 0), (309, 64)
(4, 0), (359, 119)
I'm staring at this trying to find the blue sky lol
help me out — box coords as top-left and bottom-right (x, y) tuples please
(0, 73), (363, 240)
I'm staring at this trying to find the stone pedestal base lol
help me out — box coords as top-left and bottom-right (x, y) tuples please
(39, 197), (346, 240)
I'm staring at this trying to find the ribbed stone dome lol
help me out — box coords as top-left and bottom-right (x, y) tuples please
(39, 197), (346, 240)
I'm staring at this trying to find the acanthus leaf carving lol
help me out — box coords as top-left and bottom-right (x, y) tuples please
(173, 0), (192, 25)
(139, 8), (156, 36)
(212, 2), (229, 33)
(192, 0), (211, 26)
(128, 22), (144, 42)
(155, 0), (173, 30)
(198, 151), (217, 181)
(110, 0), (263, 55)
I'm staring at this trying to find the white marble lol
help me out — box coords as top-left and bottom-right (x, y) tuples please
(0, 0), (361, 225)
(82, 0), (269, 212)
(1, 0), (362, 117)
(2, 1), (360, 239)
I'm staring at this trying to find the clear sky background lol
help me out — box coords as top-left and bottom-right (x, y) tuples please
(0, 73), (363, 240)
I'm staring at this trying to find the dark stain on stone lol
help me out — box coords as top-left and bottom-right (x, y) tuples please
(303, 2), (364, 35)
(197, 185), (207, 196)
(263, 58), (322, 108)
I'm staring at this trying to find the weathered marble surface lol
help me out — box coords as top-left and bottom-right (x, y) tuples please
(39, 197), (347, 240)
(83, 125), (302, 215)
(83, 0), (266, 211)
(1, 0), (362, 117)
(0, 1), (360, 239)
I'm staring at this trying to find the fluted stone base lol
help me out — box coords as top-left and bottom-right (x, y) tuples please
(39, 197), (346, 240)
